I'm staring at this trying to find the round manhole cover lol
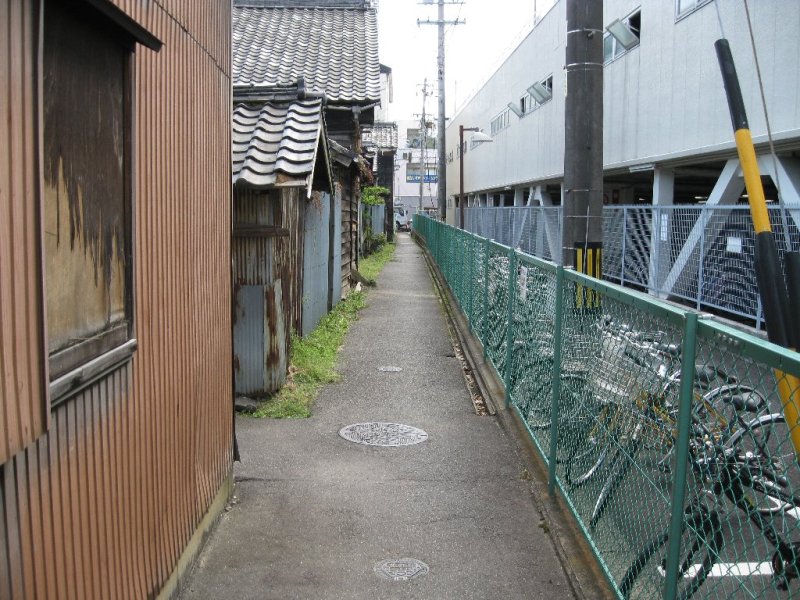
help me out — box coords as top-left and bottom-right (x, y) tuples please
(377, 366), (403, 372)
(339, 423), (428, 447)
(374, 558), (429, 581)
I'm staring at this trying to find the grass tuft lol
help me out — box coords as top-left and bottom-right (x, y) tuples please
(358, 242), (396, 284)
(252, 242), (395, 418)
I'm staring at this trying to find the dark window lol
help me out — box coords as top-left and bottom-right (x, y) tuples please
(43, 1), (135, 397)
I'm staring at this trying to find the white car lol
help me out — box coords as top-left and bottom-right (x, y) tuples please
(394, 207), (410, 231)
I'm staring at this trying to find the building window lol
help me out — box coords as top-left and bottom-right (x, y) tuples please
(42, 0), (158, 401)
(676, 0), (712, 19)
(604, 9), (641, 64)
(490, 109), (510, 136)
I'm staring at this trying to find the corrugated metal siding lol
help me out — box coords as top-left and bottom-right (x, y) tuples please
(332, 188), (343, 303)
(233, 188), (304, 395)
(0, 1), (233, 598)
(302, 193), (331, 336)
(0, 0), (48, 466)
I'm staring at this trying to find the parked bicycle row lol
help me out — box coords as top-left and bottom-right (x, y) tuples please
(418, 217), (800, 600)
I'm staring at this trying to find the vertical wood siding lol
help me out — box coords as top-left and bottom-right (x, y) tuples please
(0, 0), (48, 467)
(0, 1), (233, 598)
(232, 188), (305, 394)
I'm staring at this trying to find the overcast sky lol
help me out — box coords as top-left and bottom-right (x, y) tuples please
(377, 0), (557, 122)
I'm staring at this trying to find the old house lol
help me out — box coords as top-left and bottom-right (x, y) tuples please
(362, 121), (399, 241)
(233, 0), (382, 296)
(1, 1), (233, 597)
(232, 83), (334, 395)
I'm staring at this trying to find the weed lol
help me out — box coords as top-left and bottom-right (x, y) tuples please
(253, 291), (366, 418)
(359, 242), (395, 284)
(252, 243), (396, 418)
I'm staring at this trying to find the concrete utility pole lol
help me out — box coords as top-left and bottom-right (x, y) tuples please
(563, 0), (603, 270)
(418, 1), (464, 221)
(417, 78), (431, 215)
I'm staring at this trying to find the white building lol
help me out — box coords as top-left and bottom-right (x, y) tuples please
(395, 118), (439, 215)
(445, 0), (800, 220)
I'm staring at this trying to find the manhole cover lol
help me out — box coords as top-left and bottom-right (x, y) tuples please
(374, 558), (429, 581)
(377, 366), (403, 372)
(339, 423), (428, 446)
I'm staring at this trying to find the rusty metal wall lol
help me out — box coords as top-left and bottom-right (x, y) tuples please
(302, 192), (331, 336)
(233, 188), (304, 395)
(0, 0), (48, 466)
(0, 1), (233, 598)
(337, 173), (355, 295)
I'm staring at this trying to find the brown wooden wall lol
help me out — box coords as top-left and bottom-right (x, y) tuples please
(233, 188), (305, 360)
(0, 1), (233, 598)
(0, 0), (49, 467)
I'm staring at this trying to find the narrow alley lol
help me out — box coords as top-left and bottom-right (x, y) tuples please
(180, 234), (598, 599)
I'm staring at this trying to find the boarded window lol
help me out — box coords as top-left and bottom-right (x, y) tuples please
(43, 1), (132, 384)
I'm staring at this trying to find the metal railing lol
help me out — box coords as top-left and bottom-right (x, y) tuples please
(464, 205), (800, 329)
(415, 214), (800, 600)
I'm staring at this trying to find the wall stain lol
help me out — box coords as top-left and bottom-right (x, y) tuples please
(43, 1), (126, 285)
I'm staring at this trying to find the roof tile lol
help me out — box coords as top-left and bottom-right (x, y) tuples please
(232, 98), (326, 188)
(233, 6), (380, 104)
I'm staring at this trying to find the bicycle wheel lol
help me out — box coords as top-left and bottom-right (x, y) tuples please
(728, 414), (800, 515)
(513, 359), (554, 428)
(524, 372), (587, 429)
(620, 505), (722, 600)
(589, 430), (641, 529)
(564, 402), (617, 488)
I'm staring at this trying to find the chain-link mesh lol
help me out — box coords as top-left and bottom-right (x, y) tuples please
(465, 207), (563, 262)
(415, 214), (800, 600)
(467, 206), (800, 330)
(507, 254), (560, 456)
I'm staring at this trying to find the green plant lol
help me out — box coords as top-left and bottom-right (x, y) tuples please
(361, 185), (390, 206)
(252, 291), (366, 418)
(363, 231), (387, 256)
(359, 241), (395, 284)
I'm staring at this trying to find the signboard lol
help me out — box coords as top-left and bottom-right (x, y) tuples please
(406, 174), (438, 183)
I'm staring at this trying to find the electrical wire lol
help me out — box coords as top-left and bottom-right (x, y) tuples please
(742, 0), (793, 250)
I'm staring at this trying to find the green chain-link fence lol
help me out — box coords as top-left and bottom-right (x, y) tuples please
(414, 215), (800, 600)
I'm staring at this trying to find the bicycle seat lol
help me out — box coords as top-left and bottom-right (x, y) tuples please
(725, 390), (766, 413)
(695, 365), (717, 385)
(652, 342), (681, 357)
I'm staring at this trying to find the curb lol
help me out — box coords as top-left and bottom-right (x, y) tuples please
(414, 231), (616, 600)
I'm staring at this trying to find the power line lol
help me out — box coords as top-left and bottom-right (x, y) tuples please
(418, 0), (465, 221)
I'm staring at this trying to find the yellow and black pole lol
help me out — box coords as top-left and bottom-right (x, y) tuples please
(715, 38), (800, 457)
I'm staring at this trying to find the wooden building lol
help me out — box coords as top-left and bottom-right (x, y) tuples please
(1, 1), (233, 597)
(232, 0), (381, 296)
(231, 85), (334, 395)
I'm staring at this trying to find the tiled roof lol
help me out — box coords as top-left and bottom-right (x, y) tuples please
(362, 122), (398, 151)
(233, 5), (380, 104)
(232, 98), (327, 189)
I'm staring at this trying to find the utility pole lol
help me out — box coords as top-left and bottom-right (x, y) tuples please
(416, 79), (432, 215)
(418, 1), (464, 221)
(563, 0), (603, 273)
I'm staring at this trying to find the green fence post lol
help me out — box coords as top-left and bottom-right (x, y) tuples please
(548, 266), (565, 495)
(483, 237), (490, 358)
(468, 235), (475, 328)
(504, 248), (518, 407)
(663, 312), (698, 600)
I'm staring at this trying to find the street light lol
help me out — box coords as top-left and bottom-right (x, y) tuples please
(459, 126), (493, 229)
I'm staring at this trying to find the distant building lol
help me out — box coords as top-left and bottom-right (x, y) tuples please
(446, 0), (800, 215)
(395, 119), (439, 215)
(444, 0), (800, 326)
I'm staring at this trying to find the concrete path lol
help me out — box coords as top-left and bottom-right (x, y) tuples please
(180, 233), (576, 599)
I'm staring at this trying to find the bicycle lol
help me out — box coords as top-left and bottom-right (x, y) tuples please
(561, 317), (768, 530)
(620, 409), (800, 599)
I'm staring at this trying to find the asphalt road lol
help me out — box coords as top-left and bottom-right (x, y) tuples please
(179, 233), (584, 600)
